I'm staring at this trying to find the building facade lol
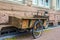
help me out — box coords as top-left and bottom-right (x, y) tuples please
(0, 0), (60, 26)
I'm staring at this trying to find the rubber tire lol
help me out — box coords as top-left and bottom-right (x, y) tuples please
(32, 20), (43, 39)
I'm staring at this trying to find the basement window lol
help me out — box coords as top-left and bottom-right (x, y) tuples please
(48, 23), (54, 27)
(58, 22), (60, 25)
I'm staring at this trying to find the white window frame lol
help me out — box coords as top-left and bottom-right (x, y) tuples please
(38, 0), (44, 7)
(32, 0), (38, 6)
(32, 0), (50, 8)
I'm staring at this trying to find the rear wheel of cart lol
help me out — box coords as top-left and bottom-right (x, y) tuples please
(32, 20), (43, 39)
(0, 26), (18, 36)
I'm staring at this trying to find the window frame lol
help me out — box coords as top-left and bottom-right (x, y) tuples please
(32, 0), (50, 8)
(38, 0), (44, 7)
(32, 0), (38, 6)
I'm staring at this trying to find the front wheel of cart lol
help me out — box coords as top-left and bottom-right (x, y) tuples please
(32, 20), (43, 39)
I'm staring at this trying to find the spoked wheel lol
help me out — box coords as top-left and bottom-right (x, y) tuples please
(32, 20), (43, 39)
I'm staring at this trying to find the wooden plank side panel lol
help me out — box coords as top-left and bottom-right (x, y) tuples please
(22, 20), (29, 29)
(29, 20), (36, 28)
(9, 16), (22, 28)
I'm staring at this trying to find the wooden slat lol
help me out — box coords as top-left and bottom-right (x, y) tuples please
(22, 20), (29, 29)
(22, 18), (47, 20)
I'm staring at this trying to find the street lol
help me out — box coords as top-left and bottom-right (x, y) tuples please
(15, 26), (60, 40)
(0, 26), (60, 40)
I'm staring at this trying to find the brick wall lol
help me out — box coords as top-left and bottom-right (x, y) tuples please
(0, 1), (60, 26)
(0, 12), (9, 23)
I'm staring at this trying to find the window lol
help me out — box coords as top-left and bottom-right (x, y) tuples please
(56, 0), (60, 10)
(58, 22), (60, 25)
(48, 23), (54, 27)
(38, 0), (44, 6)
(57, 0), (59, 8)
(32, 0), (38, 6)
(0, 0), (25, 4)
(45, 0), (48, 6)
(32, 0), (50, 8)
(45, 0), (50, 8)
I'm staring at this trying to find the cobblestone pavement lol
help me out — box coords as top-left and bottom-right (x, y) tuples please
(15, 27), (60, 40)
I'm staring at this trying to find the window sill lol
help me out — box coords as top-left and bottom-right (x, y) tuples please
(32, 5), (50, 9)
(0, 1), (25, 6)
(55, 8), (60, 10)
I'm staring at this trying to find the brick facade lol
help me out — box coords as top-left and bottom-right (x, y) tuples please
(0, 0), (60, 26)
